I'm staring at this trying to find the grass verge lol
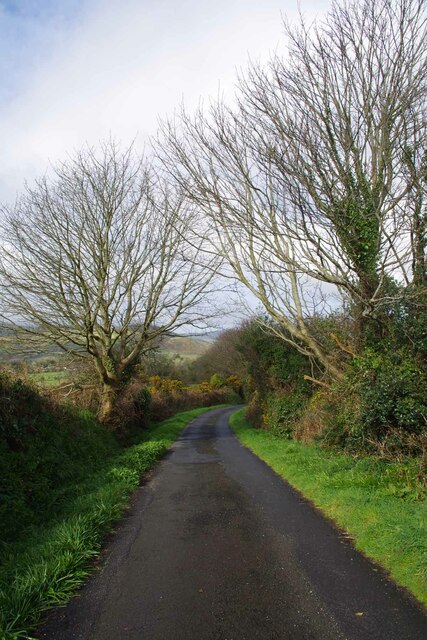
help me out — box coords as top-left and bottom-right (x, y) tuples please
(230, 408), (427, 607)
(0, 405), (228, 640)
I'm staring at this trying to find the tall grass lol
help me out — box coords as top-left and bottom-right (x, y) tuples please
(0, 406), (227, 640)
(230, 409), (427, 607)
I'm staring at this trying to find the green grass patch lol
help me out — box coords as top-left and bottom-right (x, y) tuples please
(230, 409), (427, 607)
(0, 405), (228, 640)
(28, 371), (70, 387)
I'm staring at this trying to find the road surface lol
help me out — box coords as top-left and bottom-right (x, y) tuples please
(37, 406), (427, 640)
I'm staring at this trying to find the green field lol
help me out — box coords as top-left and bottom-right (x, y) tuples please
(29, 371), (71, 387)
(160, 335), (211, 359)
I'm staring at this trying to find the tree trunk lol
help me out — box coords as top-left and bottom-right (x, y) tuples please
(352, 269), (384, 350)
(412, 203), (426, 288)
(98, 381), (119, 425)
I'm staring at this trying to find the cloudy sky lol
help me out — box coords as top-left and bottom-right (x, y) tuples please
(0, 0), (328, 204)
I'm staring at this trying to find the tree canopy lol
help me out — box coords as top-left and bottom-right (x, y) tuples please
(0, 142), (220, 422)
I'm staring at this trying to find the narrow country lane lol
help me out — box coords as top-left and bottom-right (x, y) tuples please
(37, 407), (427, 640)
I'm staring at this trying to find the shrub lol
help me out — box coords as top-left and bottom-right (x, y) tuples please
(136, 386), (152, 412)
(319, 383), (362, 449)
(0, 372), (44, 449)
(293, 391), (331, 443)
(48, 382), (100, 413)
(245, 389), (265, 428)
(147, 376), (185, 394)
(225, 375), (243, 397)
(238, 320), (313, 433)
(210, 373), (226, 388)
(318, 347), (427, 453)
(264, 391), (310, 438)
(386, 290), (427, 360)
(147, 382), (234, 423)
(111, 379), (152, 435)
(352, 348), (427, 437)
(198, 381), (214, 393)
(0, 370), (118, 545)
(238, 321), (311, 392)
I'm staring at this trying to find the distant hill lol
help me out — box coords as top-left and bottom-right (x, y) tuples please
(159, 336), (212, 360)
(193, 331), (221, 342)
(0, 332), (216, 367)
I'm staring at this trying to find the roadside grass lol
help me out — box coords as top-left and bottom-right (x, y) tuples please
(230, 408), (427, 607)
(0, 405), (228, 640)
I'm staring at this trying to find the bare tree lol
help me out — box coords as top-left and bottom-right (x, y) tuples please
(159, 105), (344, 378)
(240, 0), (426, 342)
(0, 141), (220, 423)
(158, 0), (426, 378)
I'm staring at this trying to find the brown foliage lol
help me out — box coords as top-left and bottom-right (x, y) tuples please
(293, 392), (330, 443)
(244, 390), (266, 430)
(48, 383), (100, 412)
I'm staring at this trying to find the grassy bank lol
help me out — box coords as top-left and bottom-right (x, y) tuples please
(230, 409), (427, 607)
(0, 405), (227, 640)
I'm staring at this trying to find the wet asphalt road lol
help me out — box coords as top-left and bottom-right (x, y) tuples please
(38, 406), (427, 640)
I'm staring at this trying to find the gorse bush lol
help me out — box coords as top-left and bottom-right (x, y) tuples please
(142, 375), (239, 423)
(209, 373), (226, 388)
(147, 376), (185, 394)
(224, 375), (243, 396)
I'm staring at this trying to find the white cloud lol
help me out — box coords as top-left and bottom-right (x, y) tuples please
(0, 0), (327, 203)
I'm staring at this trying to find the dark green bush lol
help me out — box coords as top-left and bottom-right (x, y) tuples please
(352, 348), (427, 437)
(386, 290), (427, 359)
(237, 321), (311, 394)
(0, 371), (119, 545)
(237, 320), (313, 434)
(321, 347), (427, 452)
